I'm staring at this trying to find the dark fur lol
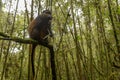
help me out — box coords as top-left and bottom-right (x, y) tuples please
(28, 10), (53, 78)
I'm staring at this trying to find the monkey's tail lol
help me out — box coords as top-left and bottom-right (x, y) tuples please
(49, 46), (57, 80)
(31, 44), (36, 76)
(28, 44), (36, 80)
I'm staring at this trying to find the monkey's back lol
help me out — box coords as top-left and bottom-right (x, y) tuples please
(28, 14), (52, 41)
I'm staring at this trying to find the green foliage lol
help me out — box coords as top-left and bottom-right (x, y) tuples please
(0, 0), (120, 80)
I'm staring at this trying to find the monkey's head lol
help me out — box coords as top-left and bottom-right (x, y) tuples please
(42, 10), (51, 15)
(42, 10), (52, 22)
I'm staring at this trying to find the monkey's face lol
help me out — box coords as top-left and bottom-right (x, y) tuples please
(42, 10), (52, 22)
(41, 14), (52, 24)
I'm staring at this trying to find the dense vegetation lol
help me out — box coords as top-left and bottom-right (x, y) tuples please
(0, 0), (120, 80)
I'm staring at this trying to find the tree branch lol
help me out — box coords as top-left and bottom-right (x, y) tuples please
(0, 32), (37, 44)
(0, 32), (52, 48)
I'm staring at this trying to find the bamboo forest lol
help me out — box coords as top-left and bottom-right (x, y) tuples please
(0, 0), (120, 80)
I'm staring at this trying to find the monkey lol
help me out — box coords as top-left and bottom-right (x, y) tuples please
(28, 10), (53, 42)
(28, 10), (53, 79)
